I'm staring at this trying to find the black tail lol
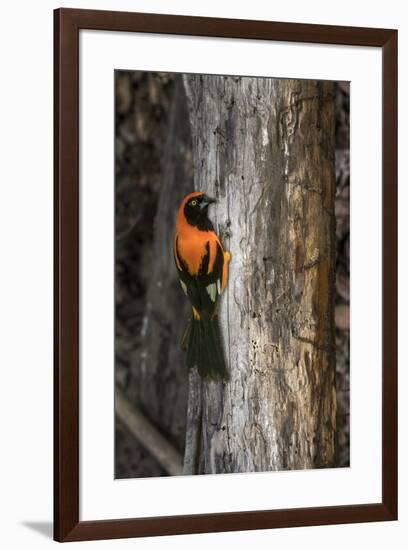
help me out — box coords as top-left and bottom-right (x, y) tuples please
(186, 316), (228, 380)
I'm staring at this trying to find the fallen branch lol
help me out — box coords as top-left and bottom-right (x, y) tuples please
(116, 389), (183, 476)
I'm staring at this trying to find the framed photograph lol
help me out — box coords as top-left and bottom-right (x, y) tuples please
(54, 8), (397, 542)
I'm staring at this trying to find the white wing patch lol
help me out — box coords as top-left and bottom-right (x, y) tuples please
(217, 279), (222, 295)
(206, 282), (218, 302)
(179, 280), (188, 296)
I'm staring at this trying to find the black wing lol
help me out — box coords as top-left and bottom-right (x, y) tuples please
(174, 237), (224, 320)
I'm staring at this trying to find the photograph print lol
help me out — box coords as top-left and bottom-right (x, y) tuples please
(114, 70), (350, 478)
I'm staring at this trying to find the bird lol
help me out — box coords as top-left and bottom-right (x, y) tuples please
(173, 191), (231, 379)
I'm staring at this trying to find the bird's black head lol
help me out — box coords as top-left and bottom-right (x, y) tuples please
(183, 193), (217, 231)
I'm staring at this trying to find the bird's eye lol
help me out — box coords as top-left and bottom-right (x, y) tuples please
(191, 200), (197, 206)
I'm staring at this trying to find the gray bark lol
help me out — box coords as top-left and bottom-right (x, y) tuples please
(183, 75), (337, 473)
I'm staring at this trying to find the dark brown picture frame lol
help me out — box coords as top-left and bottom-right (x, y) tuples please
(54, 7), (398, 542)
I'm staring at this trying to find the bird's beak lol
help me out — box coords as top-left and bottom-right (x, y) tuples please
(200, 195), (217, 209)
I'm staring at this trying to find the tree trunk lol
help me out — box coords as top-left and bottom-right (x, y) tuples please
(126, 76), (192, 453)
(183, 75), (337, 473)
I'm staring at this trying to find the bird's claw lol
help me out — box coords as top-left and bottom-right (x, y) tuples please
(218, 219), (232, 244)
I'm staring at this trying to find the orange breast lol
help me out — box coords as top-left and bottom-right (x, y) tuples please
(175, 197), (224, 277)
(176, 228), (211, 275)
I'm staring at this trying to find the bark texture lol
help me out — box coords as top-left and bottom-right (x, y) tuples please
(183, 75), (337, 473)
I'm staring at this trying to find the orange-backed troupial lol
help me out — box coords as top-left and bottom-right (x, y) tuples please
(173, 192), (231, 379)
